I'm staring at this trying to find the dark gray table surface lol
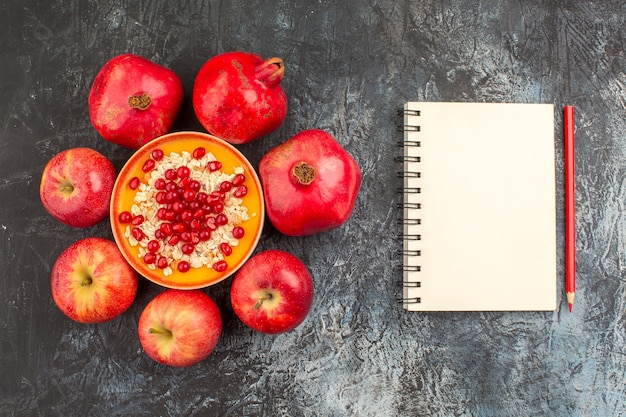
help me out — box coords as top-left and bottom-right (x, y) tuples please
(1, 1), (625, 416)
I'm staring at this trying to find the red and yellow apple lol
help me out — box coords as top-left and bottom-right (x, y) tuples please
(40, 147), (117, 228)
(230, 250), (314, 334)
(51, 237), (138, 323)
(138, 289), (222, 367)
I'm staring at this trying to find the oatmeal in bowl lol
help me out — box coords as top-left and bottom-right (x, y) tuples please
(110, 131), (264, 289)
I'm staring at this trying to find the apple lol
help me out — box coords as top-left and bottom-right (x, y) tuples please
(40, 147), (117, 228)
(138, 289), (222, 367)
(51, 237), (138, 323)
(230, 250), (314, 334)
(88, 54), (184, 149)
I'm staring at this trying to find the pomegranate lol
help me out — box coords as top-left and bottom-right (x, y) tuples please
(192, 51), (287, 144)
(88, 54), (184, 149)
(259, 129), (362, 236)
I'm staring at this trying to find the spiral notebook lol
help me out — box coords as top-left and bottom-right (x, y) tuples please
(401, 102), (557, 311)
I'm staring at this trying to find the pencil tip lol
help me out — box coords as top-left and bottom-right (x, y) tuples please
(566, 292), (575, 313)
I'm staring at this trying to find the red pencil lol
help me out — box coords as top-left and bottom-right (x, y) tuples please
(564, 106), (576, 312)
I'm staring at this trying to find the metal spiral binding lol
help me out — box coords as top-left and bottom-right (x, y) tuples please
(398, 139), (421, 147)
(399, 107), (422, 305)
(398, 202), (420, 209)
(395, 155), (420, 165)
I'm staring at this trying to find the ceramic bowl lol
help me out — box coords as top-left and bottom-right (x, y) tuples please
(110, 131), (264, 289)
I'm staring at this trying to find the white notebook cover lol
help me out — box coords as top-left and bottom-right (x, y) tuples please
(402, 102), (557, 311)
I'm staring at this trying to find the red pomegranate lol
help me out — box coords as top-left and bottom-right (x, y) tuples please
(259, 129), (362, 236)
(192, 51), (287, 144)
(88, 54), (184, 149)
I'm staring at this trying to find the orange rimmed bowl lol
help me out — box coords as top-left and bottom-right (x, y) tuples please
(110, 131), (264, 289)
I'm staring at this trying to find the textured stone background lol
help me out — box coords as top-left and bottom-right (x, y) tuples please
(1, 1), (625, 416)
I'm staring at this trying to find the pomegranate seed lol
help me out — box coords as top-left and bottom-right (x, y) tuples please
(220, 242), (232, 256)
(232, 226), (245, 239)
(165, 168), (177, 180)
(173, 205), (182, 216)
(157, 257), (169, 269)
(168, 234), (180, 246)
(165, 210), (176, 221)
(143, 252), (156, 264)
(216, 214), (228, 226)
(192, 147), (206, 159)
(165, 191), (178, 203)
(190, 219), (203, 231)
(154, 229), (166, 240)
(196, 192), (208, 205)
(208, 161), (222, 172)
(210, 191), (226, 201)
(233, 185), (248, 198)
(219, 181), (232, 192)
(180, 231), (192, 242)
(180, 210), (193, 223)
(147, 240), (160, 253)
(182, 189), (196, 202)
(206, 216), (217, 230)
(157, 208), (168, 220)
(191, 232), (201, 244)
(212, 202), (224, 214)
(172, 222), (187, 234)
(154, 178), (166, 190)
(232, 173), (245, 186)
(199, 230), (212, 241)
(172, 201), (186, 213)
(177, 261), (190, 273)
(213, 260), (228, 272)
(180, 177), (192, 189)
(181, 243), (195, 255)
(177, 166), (190, 179)
(165, 181), (178, 192)
(128, 177), (140, 190)
(151, 149), (164, 161)
(160, 222), (173, 236)
(192, 208), (205, 219)
(131, 227), (144, 241)
(206, 194), (221, 205)
(118, 211), (132, 223)
(142, 159), (155, 173)
(131, 214), (144, 225)
(188, 180), (201, 192)
(155, 191), (167, 204)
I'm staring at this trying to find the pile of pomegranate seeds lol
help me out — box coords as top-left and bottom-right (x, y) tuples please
(119, 147), (252, 276)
